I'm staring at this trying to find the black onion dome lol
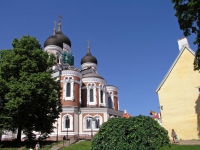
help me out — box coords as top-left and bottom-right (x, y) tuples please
(44, 35), (63, 48)
(56, 31), (71, 47)
(81, 52), (98, 65)
(44, 29), (71, 48)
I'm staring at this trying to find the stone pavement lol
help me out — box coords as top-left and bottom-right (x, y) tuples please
(171, 140), (200, 145)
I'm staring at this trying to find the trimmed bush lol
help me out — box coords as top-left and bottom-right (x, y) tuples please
(91, 115), (170, 150)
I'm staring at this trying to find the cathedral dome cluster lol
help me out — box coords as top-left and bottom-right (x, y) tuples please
(43, 21), (122, 139)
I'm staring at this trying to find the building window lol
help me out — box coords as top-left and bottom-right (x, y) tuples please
(65, 116), (70, 128)
(108, 97), (112, 108)
(100, 90), (103, 103)
(84, 115), (102, 131)
(62, 114), (73, 131)
(95, 119), (100, 128)
(90, 89), (94, 102)
(86, 119), (91, 129)
(66, 83), (71, 97)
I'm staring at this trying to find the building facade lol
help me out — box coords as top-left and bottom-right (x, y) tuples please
(44, 22), (123, 138)
(156, 37), (200, 140)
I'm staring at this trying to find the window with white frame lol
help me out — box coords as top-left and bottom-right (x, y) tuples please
(63, 76), (74, 101)
(87, 83), (96, 105)
(90, 89), (94, 102)
(62, 114), (73, 131)
(100, 90), (103, 103)
(84, 115), (102, 130)
(108, 97), (112, 108)
(66, 83), (71, 97)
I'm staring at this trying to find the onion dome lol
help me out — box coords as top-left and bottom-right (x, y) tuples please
(81, 44), (97, 65)
(44, 23), (71, 48)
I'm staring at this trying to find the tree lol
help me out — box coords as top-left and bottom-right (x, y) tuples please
(171, 0), (200, 70)
(0, 36), (62, 142)
(91, 116), (170, 150)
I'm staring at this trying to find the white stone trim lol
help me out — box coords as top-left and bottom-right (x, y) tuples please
(62, 70), (82, 79)
(83, 115), (102, 131)
(106, 86), (118, 92)
(82, 78), (106, 85)
(63, 76), (74, 101)
(44, 45), (63, 54)
(98, 84), (106, 106)
(82, 62), (97, 70)
(87, 83), (97, 106)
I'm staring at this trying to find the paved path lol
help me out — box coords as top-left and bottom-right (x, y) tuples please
(171, 140), (200, 145)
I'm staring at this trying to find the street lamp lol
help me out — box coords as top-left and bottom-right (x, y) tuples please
(88, 117), (96, 141)
(66, 116), (69, 140)
(56, 122), (59, 142)
(77, 109), (81, 140)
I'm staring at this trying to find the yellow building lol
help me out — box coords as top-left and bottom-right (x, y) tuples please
(156, 37), (200, 140)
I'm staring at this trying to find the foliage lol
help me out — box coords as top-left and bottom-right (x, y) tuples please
(91, 116), (170, 150)
(171, 0), (200, 71)
(0, 35), (62, 142)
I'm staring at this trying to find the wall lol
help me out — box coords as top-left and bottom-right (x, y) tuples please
(158, 48), (200, 139)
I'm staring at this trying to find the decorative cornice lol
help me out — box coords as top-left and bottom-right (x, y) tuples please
(82, 77), (106, 85)
(62, 70), (82, 79)
(106, 85), (118, 92)
(82, 62), (97, 69)
(44, 45), (63, 54)
(51, 71), (60, 78)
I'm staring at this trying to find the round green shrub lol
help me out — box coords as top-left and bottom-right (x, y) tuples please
(91, 115), (170, 150)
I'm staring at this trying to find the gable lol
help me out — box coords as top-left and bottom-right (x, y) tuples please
(156, 46), (195, 93)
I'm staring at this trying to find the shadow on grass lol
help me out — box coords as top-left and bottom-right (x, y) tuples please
(0, 140), (56, 149)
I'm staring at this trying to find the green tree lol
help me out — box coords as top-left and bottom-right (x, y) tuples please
(171, 0), (200, 70)
(0, 36), (62, 142)
(91, 116), (170, 150)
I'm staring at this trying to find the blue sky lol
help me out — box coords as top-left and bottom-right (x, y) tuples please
(0, 1), (197, 116)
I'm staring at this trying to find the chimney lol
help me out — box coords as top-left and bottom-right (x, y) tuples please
(178, 37), (189, 51)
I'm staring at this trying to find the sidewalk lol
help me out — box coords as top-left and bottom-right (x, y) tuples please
(172, 140), (200, 145)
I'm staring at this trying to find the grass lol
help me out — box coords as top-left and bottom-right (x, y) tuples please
(61, 141), (200, 150)
(1, 141), (200, 150)
(60, 140), (91, 150)
(161, 144), (200, 150)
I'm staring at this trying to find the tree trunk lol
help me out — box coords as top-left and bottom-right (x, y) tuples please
(17, 126), (22, 142)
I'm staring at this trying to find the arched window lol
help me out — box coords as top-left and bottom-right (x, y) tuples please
(84, 115), (102, 131)
(65, 116), (70, 128)
(86, 118), (91, 129)
(95, 118), (100, 128)
(90, 89), (93, 102)
(108, 97), (112, 108)
(66, 83), (71, 97)
(62, 114), (73, 131)
(100, 90), (103, 103)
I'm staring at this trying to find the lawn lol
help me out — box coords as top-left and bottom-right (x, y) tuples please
(1, 141), (200, 150)
(61, 141), (200, 150)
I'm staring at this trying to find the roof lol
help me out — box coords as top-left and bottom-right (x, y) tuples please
(81, 52), (98, 65)
(82, 73), (104, 79)
(156, 45), (195, 93)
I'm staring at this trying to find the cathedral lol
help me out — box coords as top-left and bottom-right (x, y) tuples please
(44, 22), (123, 138)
